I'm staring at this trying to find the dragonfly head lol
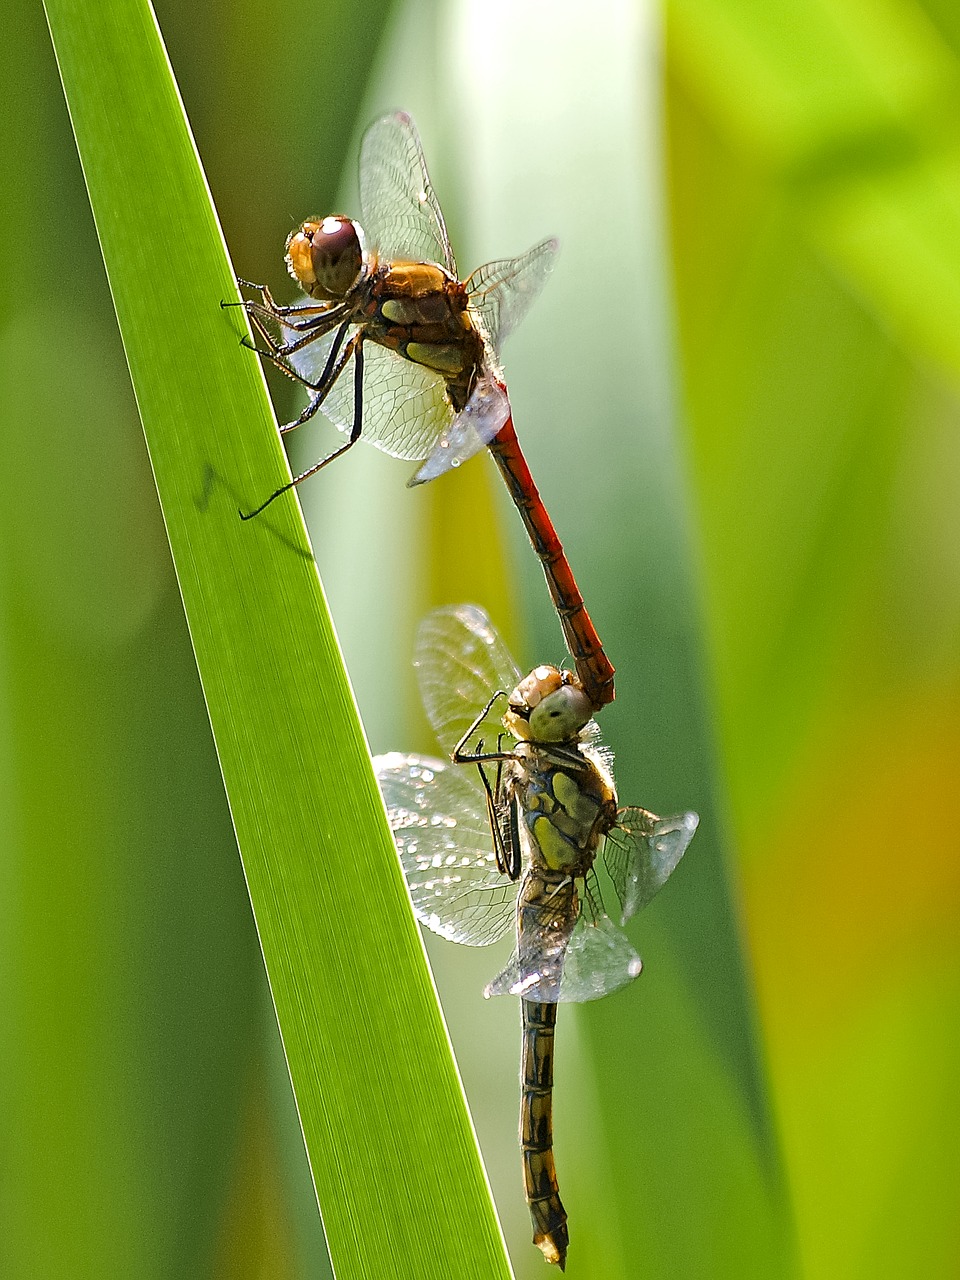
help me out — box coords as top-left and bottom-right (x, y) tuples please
(504, 665), (593, 743)
(285, 215), (367, 300)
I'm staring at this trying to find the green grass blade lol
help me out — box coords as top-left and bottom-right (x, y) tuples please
(0, 8), (266, 1277)
(41, 2), (512, 1277)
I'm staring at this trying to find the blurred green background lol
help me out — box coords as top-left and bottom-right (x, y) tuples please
(3, 0), (958, 1277)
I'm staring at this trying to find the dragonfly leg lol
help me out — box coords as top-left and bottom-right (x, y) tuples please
(240, 302), (351, 370)
(471, 743), (521, 881)
(452, 691), (514, 764)
(232, 278), (344, 326)
(505, 792), (522, 880)
(239, 334), (365, 520)
(478, 768), (514, 880)
(241, 307), (285, 360)
(277, 322), (351, 425)
(245, 304), (346, 345)
(237, 312), (344, 403)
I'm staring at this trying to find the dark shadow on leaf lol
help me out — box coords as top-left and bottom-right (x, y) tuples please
(196, 463), (314, 561)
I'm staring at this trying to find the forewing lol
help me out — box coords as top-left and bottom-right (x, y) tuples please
(603, 807), (699, 925)
(375, 753), (516, 946)
(284, 325), (454, 461)
(408, 374), (511, 484)
(414, 604), (522, 758)
(359, 111), (456, 274)
(466, 238), (559, 354)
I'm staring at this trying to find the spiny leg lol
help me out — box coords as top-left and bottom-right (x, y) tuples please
(231, 278), (339, 323)
(239, 333), (365, 520)
(240, 302), (350, 366)
(242, 312), (351, 408)
(452, 691), (511, 764)
(277, 322), (350, 431)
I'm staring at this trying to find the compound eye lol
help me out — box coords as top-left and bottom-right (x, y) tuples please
(286, 216), (364, 299)
(528, 684), (592, 741)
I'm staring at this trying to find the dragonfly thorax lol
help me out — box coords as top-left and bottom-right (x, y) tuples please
(285, 215), (367, 300)
(505, 665), (593, 743)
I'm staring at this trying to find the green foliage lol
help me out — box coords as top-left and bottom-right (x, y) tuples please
(28, 1), (512, 1278)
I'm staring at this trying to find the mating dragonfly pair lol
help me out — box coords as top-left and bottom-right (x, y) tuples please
(235, 112), (697, 1270)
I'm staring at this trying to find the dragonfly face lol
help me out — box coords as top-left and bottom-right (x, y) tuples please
(505, 664), (594, 743)
(285, 215), (367, 301)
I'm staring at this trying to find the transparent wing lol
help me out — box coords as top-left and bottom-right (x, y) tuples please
(284, 324), (454, 462)
(375, 752), (517, 946)
(485, 906), (642, 1004)
(483, 872), (574, 1002)
(408, 373), (511, 484)
(603, 807), (699, 925)
(359, 111), (456, 274)
(554, 914), (643, 1001)
(580, 733), (615, 785)
(414, 604), (522, 758)
(465, 238), (559, 354)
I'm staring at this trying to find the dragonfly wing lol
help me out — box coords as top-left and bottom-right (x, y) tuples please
(414, 604), (522, 758)
(284, 324), (454, 461)
(353, 343), (454, 460)
(359, 111), (457, 275)
(465, 238), (559, 354)
(408, 373), (511, 484)
(555, 913), (643, 1001)
(375, 753), (517, 946)
(603, 807), (699, 925)
(484, 880), (570, 1003)
(484, 910), (641, 1004)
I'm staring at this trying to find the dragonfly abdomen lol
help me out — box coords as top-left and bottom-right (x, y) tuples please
(521, 999), (569, 1270)
(487, 416), (615, 710)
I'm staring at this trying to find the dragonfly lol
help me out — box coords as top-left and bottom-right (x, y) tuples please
(234, 111), (615, 711)
(374, 604), (698, 1269)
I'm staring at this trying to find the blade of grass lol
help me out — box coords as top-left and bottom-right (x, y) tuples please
(0, 6), (265, 1276)
(41, 2), (512, 1277)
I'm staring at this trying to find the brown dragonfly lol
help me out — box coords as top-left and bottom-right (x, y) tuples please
(234, 111), (615, 711)
(375, 604), (698, 1269)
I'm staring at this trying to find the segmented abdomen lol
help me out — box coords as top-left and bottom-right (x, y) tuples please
(521, 999), (569, 1270)
(487, 414), (615, 711)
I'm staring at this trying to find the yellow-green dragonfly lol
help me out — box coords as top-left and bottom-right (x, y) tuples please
(375, 605), (698, 1269)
